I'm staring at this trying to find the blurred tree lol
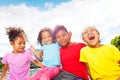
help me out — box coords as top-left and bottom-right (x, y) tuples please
(111, 35), (120, 51)
(0, 62), (4, 72)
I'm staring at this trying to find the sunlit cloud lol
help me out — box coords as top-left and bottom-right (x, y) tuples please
(0, 0), (120, 57)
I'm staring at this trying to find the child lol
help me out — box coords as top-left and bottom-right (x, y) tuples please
(0, 27), (42, 80)
(53, 25), (88, 80)
(28, 27), (61, 80)
(80, 26), (120, 80)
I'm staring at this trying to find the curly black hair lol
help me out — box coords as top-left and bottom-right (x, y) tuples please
(6, 27), (27, 42)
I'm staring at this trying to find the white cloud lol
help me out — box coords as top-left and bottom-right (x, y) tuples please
(0, 0), (120, 57)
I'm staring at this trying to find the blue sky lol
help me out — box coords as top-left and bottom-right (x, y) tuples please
(0, 0), (69, 6)
(0, 0), (70, 10)
(0, 0), (120, 57)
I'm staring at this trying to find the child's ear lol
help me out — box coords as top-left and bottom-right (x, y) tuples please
(82, 37), (85, 41)
(10, 41), (14, 45)
(68, 31), (72, 40)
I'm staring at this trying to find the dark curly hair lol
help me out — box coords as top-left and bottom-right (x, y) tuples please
(6, 27), (27, 42)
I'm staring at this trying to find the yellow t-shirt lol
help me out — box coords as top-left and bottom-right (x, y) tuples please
(80, 44), (120, 80)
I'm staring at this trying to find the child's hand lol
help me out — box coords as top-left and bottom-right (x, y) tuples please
(30, 45), (36, 52)
(39, 51), (43, 60)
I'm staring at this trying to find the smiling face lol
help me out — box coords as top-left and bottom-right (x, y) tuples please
(82, 26), (100, 48)
(41, 31), (53, 45)
(11, 36), (26, 53)
(56, 30), (70, 47)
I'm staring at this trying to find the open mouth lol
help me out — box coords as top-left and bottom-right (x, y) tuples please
(88, 35), (95, 41)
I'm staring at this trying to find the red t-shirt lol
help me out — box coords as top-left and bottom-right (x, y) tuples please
(60, 42), (88, 79)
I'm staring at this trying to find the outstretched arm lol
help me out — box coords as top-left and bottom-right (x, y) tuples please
(0, 64), (8, 80)
(30, 45), (43, 60)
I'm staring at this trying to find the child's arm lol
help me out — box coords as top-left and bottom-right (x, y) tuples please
(0, 64), (8, 80)
(85, 63), (92, 80)
(30, 45), (43, 60)
(32, 59), (43, 68)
